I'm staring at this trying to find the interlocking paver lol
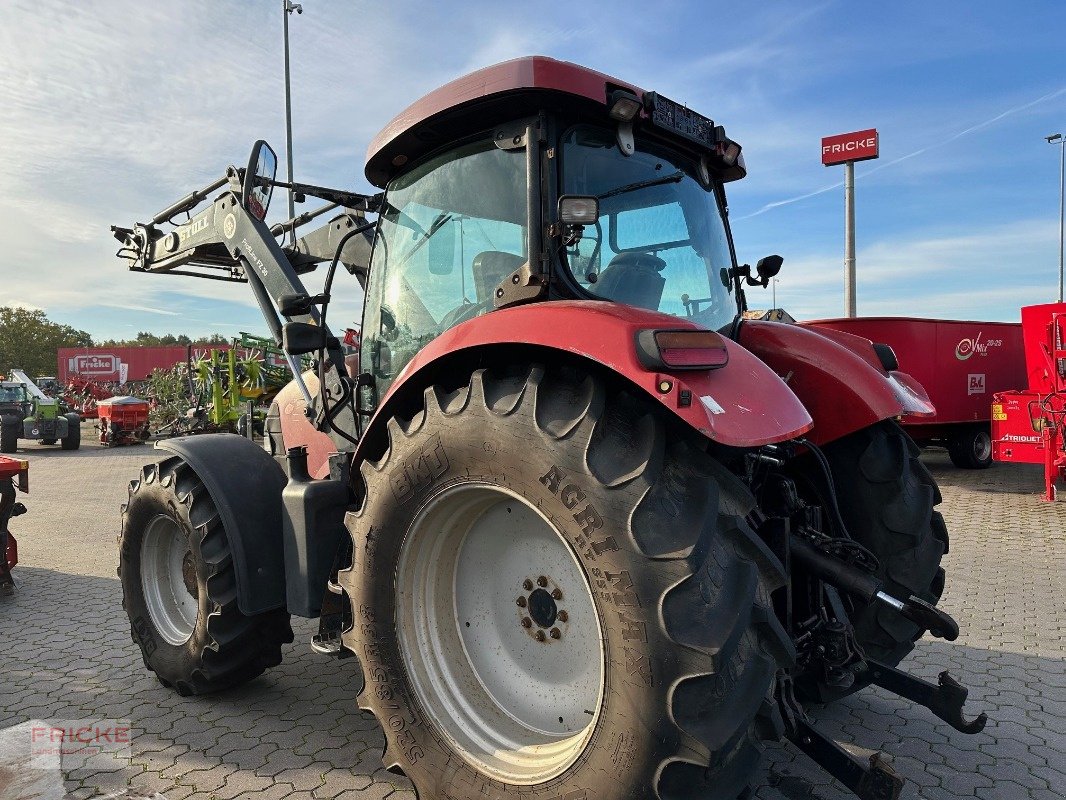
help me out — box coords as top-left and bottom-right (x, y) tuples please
(0, 432), (1062, 798)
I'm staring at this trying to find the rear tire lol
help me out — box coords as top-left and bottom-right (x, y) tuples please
(119, 455), (293, 695)
(60, 414), (81, 450)
(947, 426), (992, 469)
(341, 364), (793, 800)
(803, 421), (948, 700)
(0, 420), (17, 454)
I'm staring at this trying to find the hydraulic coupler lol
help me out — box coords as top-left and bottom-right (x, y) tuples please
(790, 537), (959, 641)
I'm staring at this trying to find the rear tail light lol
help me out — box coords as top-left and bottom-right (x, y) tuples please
(636, 329), (730, 370)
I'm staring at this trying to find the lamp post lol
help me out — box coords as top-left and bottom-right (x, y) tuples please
(283, 0), (303, 227)
(1048, 133), (1065, 303)
(772, 277), (780, 309)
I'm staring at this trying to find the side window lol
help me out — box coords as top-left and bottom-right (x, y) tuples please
(362, 138), (528, 394)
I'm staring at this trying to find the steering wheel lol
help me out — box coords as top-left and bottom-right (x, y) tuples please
(439, 298), (493, 330)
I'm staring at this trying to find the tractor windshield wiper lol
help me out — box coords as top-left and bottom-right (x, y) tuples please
(597, 170), (685, 201)
(394, 211), (454, 271)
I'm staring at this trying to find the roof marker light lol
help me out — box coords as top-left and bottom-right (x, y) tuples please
(608, 89), (642, 122)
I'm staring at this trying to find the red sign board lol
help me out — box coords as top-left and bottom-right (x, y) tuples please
(821, 128), (878, 166)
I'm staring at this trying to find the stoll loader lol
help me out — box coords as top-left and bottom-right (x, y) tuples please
(112, 56), (986, 800)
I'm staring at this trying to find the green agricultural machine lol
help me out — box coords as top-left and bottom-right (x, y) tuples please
(0, 370), (80, 453)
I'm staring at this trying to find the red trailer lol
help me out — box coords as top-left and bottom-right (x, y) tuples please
(992, 302), (1066, 500)
(805, 317), (1025, 468)
(58, 344), (235, 383)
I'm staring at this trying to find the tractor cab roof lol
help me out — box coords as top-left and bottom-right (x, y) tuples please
(365, 56), (645, 188)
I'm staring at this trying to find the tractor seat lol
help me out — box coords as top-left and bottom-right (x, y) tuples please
(471, 251), (526, 303)
(593, 252), (667, 311)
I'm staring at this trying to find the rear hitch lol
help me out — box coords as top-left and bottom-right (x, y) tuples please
(862, 659), (988, 734)
(776, 676), (903, 800)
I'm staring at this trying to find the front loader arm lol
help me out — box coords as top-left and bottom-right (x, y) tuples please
(112, 169), (374, 286)
(111, 167), (375, 451)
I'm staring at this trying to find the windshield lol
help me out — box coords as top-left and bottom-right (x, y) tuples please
(361, 137), (527, 392)
(0, 385), (25, 403)
(560, 126), (736, 331)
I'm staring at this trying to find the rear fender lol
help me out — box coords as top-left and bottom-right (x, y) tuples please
(156, 434), (287, 615)
(739, 320), (934, 445)
(359, 301), (812, 460)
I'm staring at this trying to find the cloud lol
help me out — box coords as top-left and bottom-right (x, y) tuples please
(769, 218), (1059, 321)
(99, 303), (181, 317)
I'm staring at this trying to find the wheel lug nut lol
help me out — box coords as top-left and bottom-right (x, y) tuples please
(557, 610), (568, 623)
(521, 617), (532, 628)
(537, 576), (548, 587)
(550, 628), (561, 639)
(523, 579), (534, 590)
(516, 596), (527, 607)
(551, 588), (562, 600)
(535, 630), (546, 642)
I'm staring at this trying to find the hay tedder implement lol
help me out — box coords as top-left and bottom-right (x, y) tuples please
(111, 57), (986, 800)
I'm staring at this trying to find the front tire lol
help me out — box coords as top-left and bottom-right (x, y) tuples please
(119, 456), (293, 695)
(0, 419), (17, 454)
(341, 364), (793, 800)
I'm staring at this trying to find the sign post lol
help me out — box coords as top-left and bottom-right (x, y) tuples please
(821, 129), (879, 317)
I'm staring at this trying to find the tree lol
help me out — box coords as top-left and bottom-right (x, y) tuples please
(98, 332), (230, 347)
(0, 306), (93, 378)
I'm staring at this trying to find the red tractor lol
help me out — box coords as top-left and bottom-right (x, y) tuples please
(112, 57), (983, 800)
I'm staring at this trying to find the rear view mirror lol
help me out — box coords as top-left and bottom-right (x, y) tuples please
(243, 140), (278, 221)
(756, 255), (783, 283)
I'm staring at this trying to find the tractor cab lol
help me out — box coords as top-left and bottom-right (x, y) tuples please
(359, 57), (756, 395)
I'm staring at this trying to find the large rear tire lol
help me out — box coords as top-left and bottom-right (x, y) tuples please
(341, 364), (793, 800)
(805, 421), (948, 699)
(118, 455), (293, 695)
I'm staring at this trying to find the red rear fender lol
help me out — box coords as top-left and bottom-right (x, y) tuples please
(739, 320), (934, 445)
(370, 301), (813, 450)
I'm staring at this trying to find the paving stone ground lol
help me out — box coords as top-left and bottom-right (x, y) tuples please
(1, 425), (1063, 800)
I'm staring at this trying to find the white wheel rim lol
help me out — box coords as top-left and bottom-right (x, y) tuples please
(141, 515), (198, 646)
(974, 432), (992, 463)
(396, 483), (605, 784)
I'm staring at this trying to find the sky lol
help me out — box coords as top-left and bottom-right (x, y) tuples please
(0, 0), (1063, 341)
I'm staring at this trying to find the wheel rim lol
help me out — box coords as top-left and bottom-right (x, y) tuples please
(973, 431), (992, 463)
(140, 515), (198, 646)
(396, 483), (605, 784)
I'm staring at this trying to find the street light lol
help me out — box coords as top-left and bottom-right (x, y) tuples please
(772, 277), (780, 309)
(1048, 133), (1064, 303)
(283, 0), (303, 229)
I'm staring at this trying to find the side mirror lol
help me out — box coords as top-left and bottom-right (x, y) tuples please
(282, 321), (326, 355)
(243, 140), (278, 221)
(755, 255), (783, 284)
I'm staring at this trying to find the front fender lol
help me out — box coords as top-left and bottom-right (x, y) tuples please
(739, 320), (935, 445)
(367, 301), (812, 450)
(156, 434), (287, 615)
